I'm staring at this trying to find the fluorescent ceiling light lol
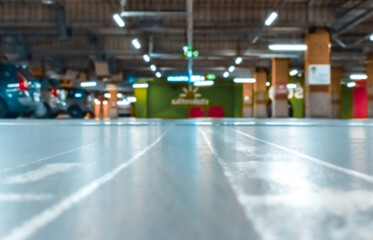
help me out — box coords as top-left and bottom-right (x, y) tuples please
(370, 34), (373, 41)
(80, 81), (97, 87)
(42, 0), (54, 4)
(150, 65), (157, 72)
(350, 74), (367, 80)
(347, 82), (356, 88)
(167, 75), (205, 82)
(183, 46), (188, 52)
(132, 38), (141, 49)
(117, 93), (124, 98)
(194, 81), (214, 87)
(156, 72), (162, 78)
(266, 82), (270, 86)
(143, 54), (150, 62)
(167, 76), (189, 82)
(235, 57), (243, 65)
(223, 72), (230, 78)
(265, 12), (278, 26)
(290, 69), (298, 76)
(268, 44), (307, 51)
(287, 83), (297, 89)
(233, 78), (256, 83)
(228, 66), (235, 72)
(104, 93), (111, 98)
(113, 13), (125, 28)
(133, 83), (149, 88)
(191, 75), (205, 82)
(127, 97), (137, 103)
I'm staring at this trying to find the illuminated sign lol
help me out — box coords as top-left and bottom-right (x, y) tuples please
(171, 86), (209, 105)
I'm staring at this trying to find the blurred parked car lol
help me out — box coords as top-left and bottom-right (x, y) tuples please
(0, 63), (40, 118)
(63, 88), (94, 118)
(32, 78), (67, 118)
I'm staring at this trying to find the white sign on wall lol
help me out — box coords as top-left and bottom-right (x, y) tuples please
(308, 65), (331, 85)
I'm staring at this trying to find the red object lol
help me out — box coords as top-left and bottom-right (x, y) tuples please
(353, 81), (368, 119)
(17, 73), (29, 91)
(189, 107), (204, 118)
(50, 89), (58, 97)
(208, 107), (225, 118)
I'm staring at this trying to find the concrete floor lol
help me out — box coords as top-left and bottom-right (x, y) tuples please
(0, 118), (373, 240)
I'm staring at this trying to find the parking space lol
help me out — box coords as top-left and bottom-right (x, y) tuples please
(0, 119), (372, 240)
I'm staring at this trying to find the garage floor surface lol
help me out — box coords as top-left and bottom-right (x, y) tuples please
(0, 118), (373, 240)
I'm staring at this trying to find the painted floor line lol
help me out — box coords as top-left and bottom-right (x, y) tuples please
(0, 142), (98, 175)
(0, 127), (171, 240)
(0, 193), (53, 202)
(234, 129), (373, 184)
(3, 163), (82, 185)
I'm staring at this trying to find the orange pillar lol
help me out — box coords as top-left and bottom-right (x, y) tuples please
(367, 53), (373, 118)
(305, 27), (332, 118)
(331, 67), (343, 118)
(242, 83), (253, 118)
(254, 68), (268, 118)
(272, 58), (289, 118)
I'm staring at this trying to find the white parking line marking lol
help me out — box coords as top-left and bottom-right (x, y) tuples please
(0, 193), (53, 202)
(0, 142), (96, 174)
(234, 129), (373, 183)
(3, 163), (82, 185)
(0, 128), (170, 240)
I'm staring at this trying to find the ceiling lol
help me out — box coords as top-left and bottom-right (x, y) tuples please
(0, 0), (372, 81)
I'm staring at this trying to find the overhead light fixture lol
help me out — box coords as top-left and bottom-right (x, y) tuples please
(80, 81), (97, 87)
(132, 38), (141, 49)
(194, 81), (214, 87)
(233, 78), (256, 83)
(287, 83), (297, 89)
(228, 66), (235, 72)
(183, 46), (188, 53)
(289, 69), (298, 76)
(350, 74), (367, 80)
(113, 13), (125, 28)
(347, 82), (356, 88)
(104, 93), (111, 98)
(235, 57), (243, 65)
(156, 72), (162, 78)
(127, 97), (137, 103)
(268, 44), (307, 51)
(265, 12), (278, 26)
(143, 54), (150, 62)
(150, 65), (157, 72)
(167, 75), (205, 82)
(42, 0), (54, 4)
(223, 72), (230, 78)
(370, 34), (373, 41)
(133, 83), (149, 88)
(266, 82), (270, 86)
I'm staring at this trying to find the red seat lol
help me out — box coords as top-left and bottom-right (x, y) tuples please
(208, 107), (224, 118)
(189, 107), (204, 118)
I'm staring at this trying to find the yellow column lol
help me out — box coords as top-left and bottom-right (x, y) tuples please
(242, 83), (253, 118)
(367, 53), (373, 118)
(272, 58), (289, 118)
(254, 68), (268, 118)
(305, 27), (332, 118)
(331, 67), (343, 118)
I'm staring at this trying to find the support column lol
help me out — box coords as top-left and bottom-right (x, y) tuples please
(367, 53), (373, 118)
(254, 68), (268, 118)
(305, 27), (332, 118)
(242, 83), (253, 118)
(331, 67), (343, 118)
(272, 58), (289, 118)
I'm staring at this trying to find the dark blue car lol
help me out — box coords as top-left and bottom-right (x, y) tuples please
(0, 64), (40, 118)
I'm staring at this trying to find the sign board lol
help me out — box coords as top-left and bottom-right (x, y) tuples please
(171, 86), (209, 105)
(308, 65), (330, 85)
(95, 61), (110, 77)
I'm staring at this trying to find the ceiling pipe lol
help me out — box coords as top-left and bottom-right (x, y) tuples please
(120, 11), (185, 17)
(186, 0), (193, 82)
